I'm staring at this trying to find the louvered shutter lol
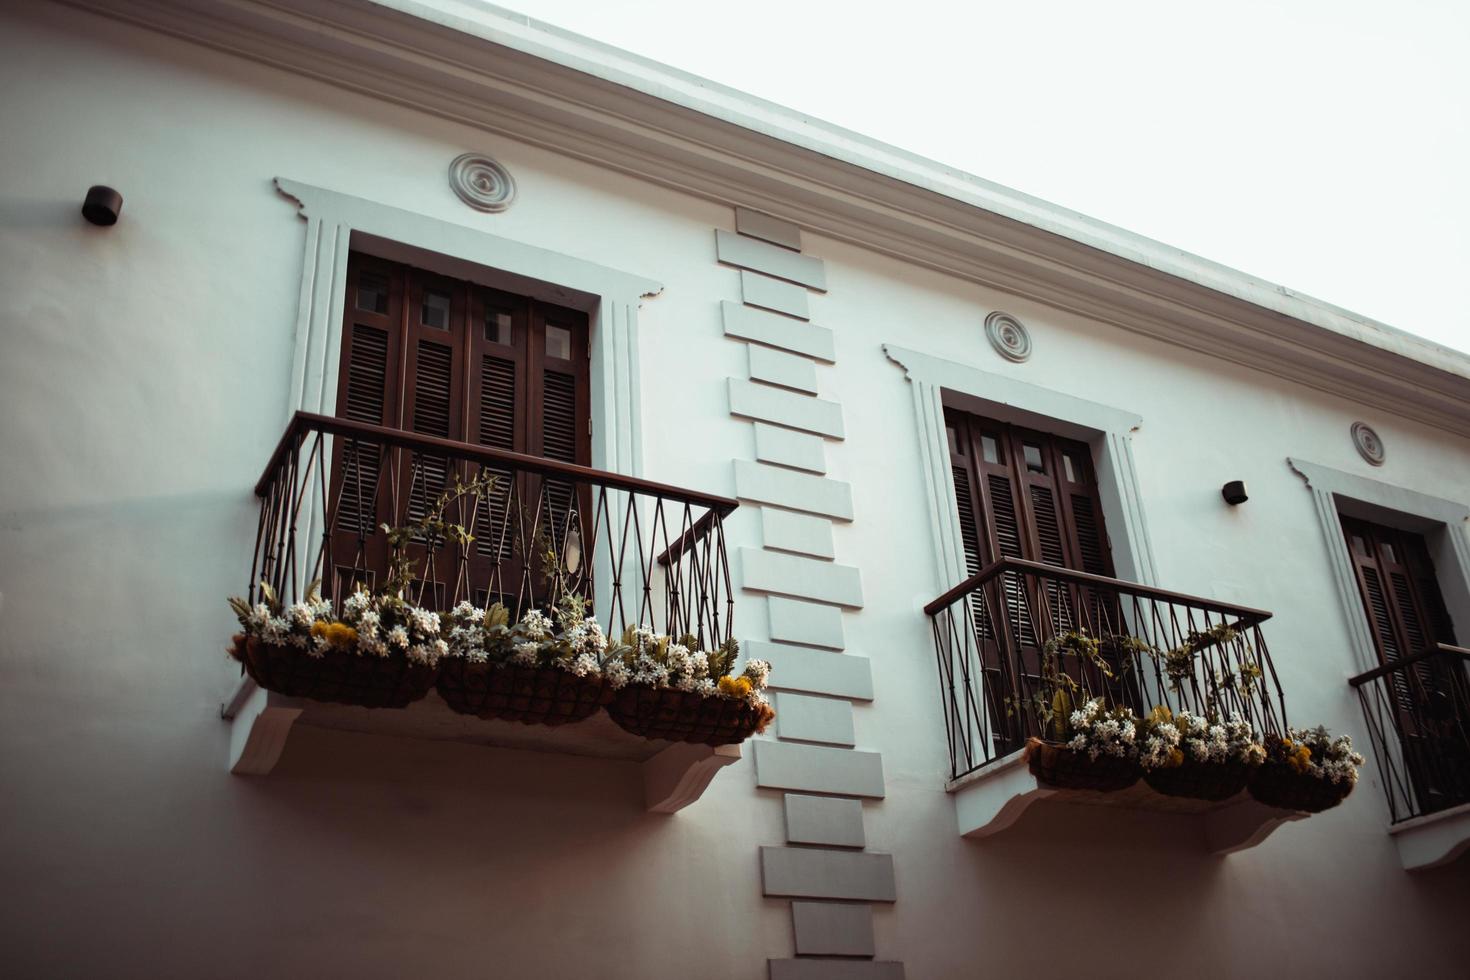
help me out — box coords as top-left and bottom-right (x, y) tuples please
(1341, 516), (1466, 812)
(529, 304), (591, 599)
(330, 253), (591, 611)
(327, 257), (405, 599)
(464, 288), (529, 606)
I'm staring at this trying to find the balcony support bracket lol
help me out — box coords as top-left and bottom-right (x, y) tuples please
(643, 741), (742, 813)
(222, 677), (303, 776)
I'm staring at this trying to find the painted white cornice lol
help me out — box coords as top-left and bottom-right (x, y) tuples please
(57, 0), (1470, 436)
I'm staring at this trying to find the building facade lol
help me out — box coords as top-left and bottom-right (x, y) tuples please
(3, 2), (1469, 977)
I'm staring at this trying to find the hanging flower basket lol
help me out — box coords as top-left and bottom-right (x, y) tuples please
(436, 660), (609, 726)
(607, 685), (774, 746)
(1026, 738), (1140, 792)
(1248, 764), (1354, 813)
(1144, 760), (1251, 802)
(229, 633), (436, 709)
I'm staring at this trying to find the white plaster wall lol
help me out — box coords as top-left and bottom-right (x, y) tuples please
(1, 4), (1468, 978)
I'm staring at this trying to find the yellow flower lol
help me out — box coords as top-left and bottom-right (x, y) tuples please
(734, 677), (753, 698)
(324, 623), (358, 649)
(1167, 748), (1185, 768)
(310, 620), (329, 639)
(717, 675), (741, 696)
(1287, 743), (1313, 773)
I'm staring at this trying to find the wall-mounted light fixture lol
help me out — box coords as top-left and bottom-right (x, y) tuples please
(82, 185), (122, 226)
(1221, 480), (1248, 506)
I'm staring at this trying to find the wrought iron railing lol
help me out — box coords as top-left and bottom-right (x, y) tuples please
(249, 412), (737, 649)
(1350, 643), (1470, 823)
(926, 558), (1288, 781)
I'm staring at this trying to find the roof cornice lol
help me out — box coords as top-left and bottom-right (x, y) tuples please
(60, 0), (1470, 436)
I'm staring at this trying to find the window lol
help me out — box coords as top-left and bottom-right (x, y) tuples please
(329, 252), (590, 605)
(944, 408), (1112, 578)
(945, 408), (1120, 752)
(1341, 515), (1470, 814)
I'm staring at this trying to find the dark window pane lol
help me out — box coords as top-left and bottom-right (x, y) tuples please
(1383, 542), (1398, 565)
(422, 289), (451, 330)
(546, 324), (572, 360)
(356, 273), (388, 314)
(947, 425), (963, 456)
(1023, 443), (1045, 473)
(1062, 453), (1077, 483)
(486, 310), (513, 346)
(1351, 534), (1368, 558)
(981, 435), (1000, 464)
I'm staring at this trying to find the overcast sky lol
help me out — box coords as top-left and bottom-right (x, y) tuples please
(501, 0), (1470, 356)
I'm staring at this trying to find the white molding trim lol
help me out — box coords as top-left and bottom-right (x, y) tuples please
(885, 344), (1158, 591)
(58, 0), (1470, 437)
(272, 177), (660, 478)
(1287, 458), (1470, 677)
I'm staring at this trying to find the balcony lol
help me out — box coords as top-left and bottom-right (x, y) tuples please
(1351, 643), (1470, 869)
(222, 412), (743, 813)
(926, 558), (1306, 853)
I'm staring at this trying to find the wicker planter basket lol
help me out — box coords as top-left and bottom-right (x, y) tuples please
(1247, 763), (1354, 813)
(606, 685), (774, 746)
(436, 660), (609, 726)
(1143, 760), (1250, 802)
(230, 633), (435, 709)
(1026, 738), (1140, 792)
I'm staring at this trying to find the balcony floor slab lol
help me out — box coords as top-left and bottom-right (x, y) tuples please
(221, 676), (739, 813)
(948, 747), (1306, 855)
(1388, 800), (1470, 871)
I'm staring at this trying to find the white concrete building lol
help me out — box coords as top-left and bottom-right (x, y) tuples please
(3, 2), (1470, 977)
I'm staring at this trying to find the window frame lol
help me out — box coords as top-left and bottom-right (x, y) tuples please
(885, 343), (1157, 597)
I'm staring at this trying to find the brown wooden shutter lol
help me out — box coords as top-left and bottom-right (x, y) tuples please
(330, 252), (591, 610)
(1341, 515), (1467, 813)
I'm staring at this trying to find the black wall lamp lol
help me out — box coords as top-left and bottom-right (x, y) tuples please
(1221, 480), (1249, 506)
(82, 185), (122, 226)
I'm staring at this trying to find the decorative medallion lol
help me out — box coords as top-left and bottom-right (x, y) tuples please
(448, 153), (515, 212)
(985, 311), (1032, 363)
(1351, 421), (1385, 466)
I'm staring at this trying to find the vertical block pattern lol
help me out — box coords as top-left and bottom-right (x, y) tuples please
(720, 212), (897, 974)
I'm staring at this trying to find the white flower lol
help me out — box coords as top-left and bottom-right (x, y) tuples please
(511, 642), (539, 666)
(344, 591), (370, 616)
(451, 601), (480, 623)
(409, 607), (440, 637)
(742, 658), (771, 688)
(577, 618), (607, 655)
(248, 603), (272, 631)
(286, 603), (314, 629)
(388, 625), (409, 649)
(521, 609), (553, 640)
(261, 617), (291, 645)
(603, 659), (630, 689)
(358, 610), (380, 636)
(566, 653), (599, 678)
